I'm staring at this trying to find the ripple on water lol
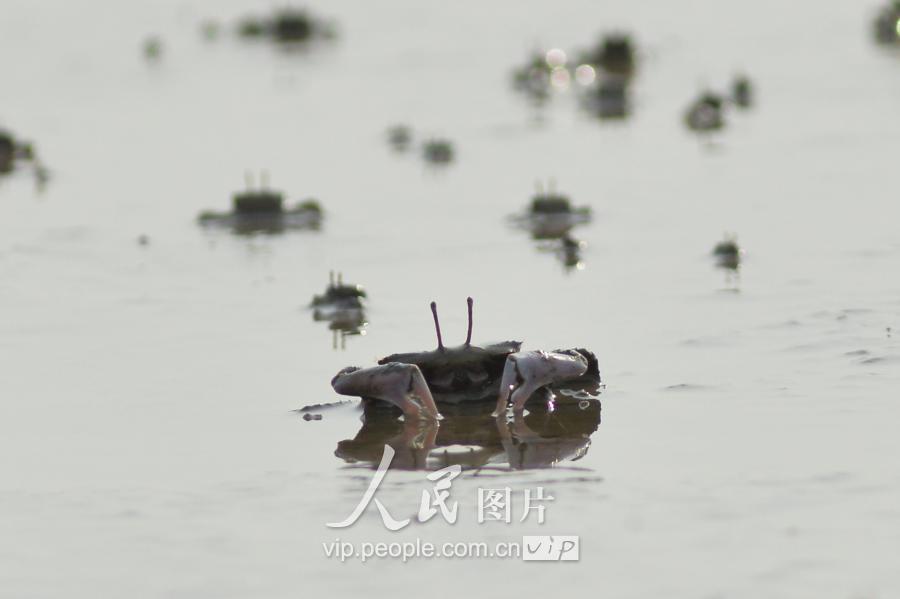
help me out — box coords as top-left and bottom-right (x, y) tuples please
(679, 335), (739, 347)
(661, 383), (718, 392)
(858, 355), (900, 365)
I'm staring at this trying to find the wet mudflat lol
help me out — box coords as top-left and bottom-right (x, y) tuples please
(1, 0), (900, 597)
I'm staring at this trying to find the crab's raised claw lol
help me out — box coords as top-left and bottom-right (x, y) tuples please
(492, 350), (589, 416)
(331, 363), (442, 421)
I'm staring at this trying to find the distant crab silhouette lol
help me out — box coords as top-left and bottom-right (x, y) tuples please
(198, 173), (322, 235)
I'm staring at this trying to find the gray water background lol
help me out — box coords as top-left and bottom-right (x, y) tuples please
(2, 0), (900, 597)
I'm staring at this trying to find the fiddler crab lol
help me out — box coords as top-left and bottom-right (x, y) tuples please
(509, 181), (591, 271)
(731, 74), (753, 109)
(331, 298), (599, 421)
(579, 33), (637, 79)
(684, 79), (755, 135)
(684, 91), (726, 133)
(236, 8), (336, 44)
(386, 124), (413, 152)
(422, 139), (455, 165)
(511, 180), (592, 240)
(1, 128), (44, 184)
(712, 233), (743, 270)
(311, 272), (368, 349)
(198, 172), (322, 235)
(873, 2), (900, 45)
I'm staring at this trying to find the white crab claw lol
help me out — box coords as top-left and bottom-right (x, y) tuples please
(331, 363), (442, 421)
(493, 350), (588, 415)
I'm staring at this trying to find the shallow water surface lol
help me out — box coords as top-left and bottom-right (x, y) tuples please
(1, 0), (900, 597)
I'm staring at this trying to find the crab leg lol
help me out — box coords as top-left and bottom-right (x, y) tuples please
(331, 363), (442, 421)
(492, 350), (589, 415)
(406, 365), (442, 420)
(493, 358), (546, 416)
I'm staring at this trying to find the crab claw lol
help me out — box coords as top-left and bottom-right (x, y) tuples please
(492, 349), (589, 416)
(331, 363), (443, 421)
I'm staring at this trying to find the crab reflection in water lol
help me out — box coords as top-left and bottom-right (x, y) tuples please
(712, 233), (743, 291)
(509, 181), (591, 271)
(335, 393), (602, 471)
(311, 272), (368, 350)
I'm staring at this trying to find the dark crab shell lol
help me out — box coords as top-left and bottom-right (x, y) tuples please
(197, 201), (322, 235)
(377, 341), (522, 404)
(509, 192), (592, 241)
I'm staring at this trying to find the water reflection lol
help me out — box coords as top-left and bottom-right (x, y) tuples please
(580, 75), (630, 120)
(317, 310), (367, 350)
(575, 33), (637, 122)
(511, 34), (639, 122)
(712, 235), (743, 290)
(334, 382), (602, 471)
(509, 183), (591, 271)
(557, 234), (585, 271)
(311, 272), (368, 350)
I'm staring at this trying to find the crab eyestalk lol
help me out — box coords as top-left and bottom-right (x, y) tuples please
(430, 301), (444, 350)
(465, 296), (474, 346)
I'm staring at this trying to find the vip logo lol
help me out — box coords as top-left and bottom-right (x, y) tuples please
(522, 535), (579, 561)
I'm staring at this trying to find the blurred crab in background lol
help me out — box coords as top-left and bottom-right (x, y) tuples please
(510, 181), (592, 271)
(711, 233), (744, 291)
(578, 32), (637, 79)
(311, 272), (367, 350)
(198, 172), (322, 235)
(330, 298), (600, 420)
(236, 7), (337, 44)
(1, 127), (47, 189)
(421, 138), (455, 165)
(684, 75), (756, 138)
(712, 233), (743, 271)
(873, 1), (900, 45)
(685, 91), (726, 133)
